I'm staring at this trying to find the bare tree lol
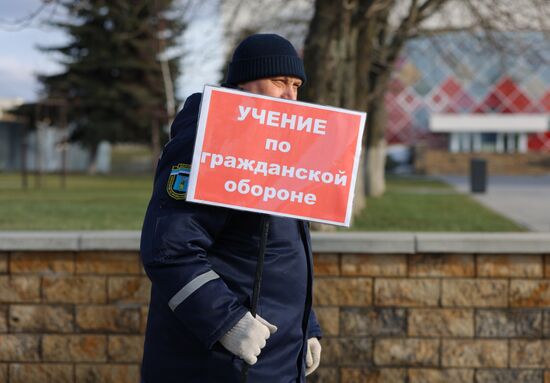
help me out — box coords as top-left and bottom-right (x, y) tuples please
(220, 0), (313, 54)
(301, 0), (550, 220)
(218, 0), (314, 83)
(216, 0), (548, 227)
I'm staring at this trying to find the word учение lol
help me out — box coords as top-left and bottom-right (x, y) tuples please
(237, 105), (327, 136)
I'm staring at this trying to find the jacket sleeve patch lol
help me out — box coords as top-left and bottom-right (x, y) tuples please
(167, 163), (191, 200)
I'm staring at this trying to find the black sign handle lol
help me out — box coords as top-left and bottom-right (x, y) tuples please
(240, 214), (270, 383)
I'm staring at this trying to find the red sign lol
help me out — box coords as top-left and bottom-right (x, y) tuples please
(187, 86), (366, 226)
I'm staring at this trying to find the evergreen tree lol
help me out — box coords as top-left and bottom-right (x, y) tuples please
(39, 0), (184, 165)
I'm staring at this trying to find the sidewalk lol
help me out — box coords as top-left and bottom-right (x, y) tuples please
(438, 175), (550, 232)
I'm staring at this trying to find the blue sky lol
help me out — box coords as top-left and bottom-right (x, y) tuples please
(0, 0), (223, 103)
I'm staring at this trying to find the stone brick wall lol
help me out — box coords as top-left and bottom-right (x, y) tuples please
(0, 232), (550, 383)
(0, 251), (149, 383)
(414, 149), (550, 175)
(310, 253), (550, 383)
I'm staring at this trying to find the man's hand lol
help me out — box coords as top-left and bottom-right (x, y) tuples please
(305, 337), (321, 376)
(220, 312), (277, 365)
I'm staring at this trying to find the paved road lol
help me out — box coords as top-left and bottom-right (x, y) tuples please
(437, 175), (550, 232)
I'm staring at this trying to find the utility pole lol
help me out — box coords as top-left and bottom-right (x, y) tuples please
(21, 116), (29, 190)
(152, 0), (176, 170)
(58, 100), (68, 189)
(34, 103), (43, 189)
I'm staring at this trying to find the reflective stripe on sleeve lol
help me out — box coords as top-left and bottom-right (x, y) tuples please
(168, 270), (220, 311)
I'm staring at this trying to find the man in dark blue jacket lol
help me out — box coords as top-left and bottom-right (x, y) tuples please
(140, 34), (322, 383)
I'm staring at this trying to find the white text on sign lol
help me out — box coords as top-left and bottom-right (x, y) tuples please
(237, 105), (327, 136)
(200, 152), (348, 186)
(224, 179), (317, 205)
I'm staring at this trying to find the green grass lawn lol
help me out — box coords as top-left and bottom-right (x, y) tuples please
(0, 173), (153, 230)
(348, 175), (525, 232)
(0, 173), (524, 231)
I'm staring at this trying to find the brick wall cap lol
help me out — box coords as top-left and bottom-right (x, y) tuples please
(80, 231), (141, 250)
(0, 232), (80, 251)
(417, 232), (550, 253)
(311, 232), (416, 253)
(0, 231), (139, 251)
(1, 231), (550, 253)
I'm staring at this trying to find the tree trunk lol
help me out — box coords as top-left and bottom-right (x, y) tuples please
(366, 139), (386, 196)
(365, 93), (388, 196)
(353, 149), (367, 214)
(302, 0), (373, 229)
(301, 0), (360, 108)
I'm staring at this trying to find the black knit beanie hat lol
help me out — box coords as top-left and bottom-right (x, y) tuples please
(224, 34), (306, 86)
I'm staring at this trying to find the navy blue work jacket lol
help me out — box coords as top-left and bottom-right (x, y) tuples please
(140, 93), (322, 383)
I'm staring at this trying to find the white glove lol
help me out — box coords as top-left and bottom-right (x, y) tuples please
(305, 337), (322, 376)
(219, 312), (277, 365)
